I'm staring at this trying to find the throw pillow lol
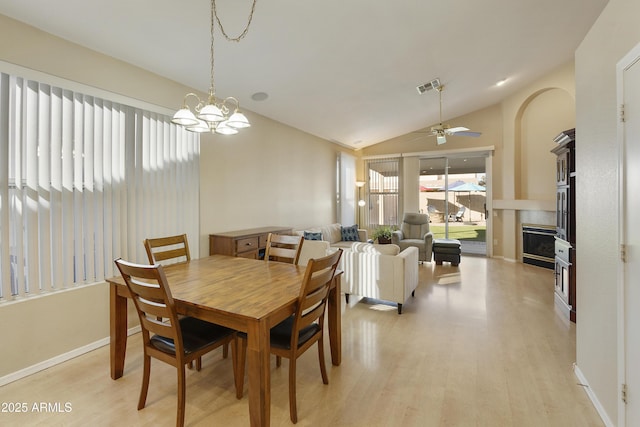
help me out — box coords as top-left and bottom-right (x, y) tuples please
(341, 224), (360, 242)
(303, 231), (323, 241)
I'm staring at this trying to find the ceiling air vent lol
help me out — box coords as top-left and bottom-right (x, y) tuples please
(416, 78), (441, 95)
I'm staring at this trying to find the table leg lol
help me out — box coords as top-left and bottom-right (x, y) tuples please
(246, 319), (271, 427)
(327, 274), (342, 366)
(110, 283), (128, 380)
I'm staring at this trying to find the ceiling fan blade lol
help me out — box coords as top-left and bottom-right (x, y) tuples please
(453, 130), (482, 137)
(446, 126), (469, 134)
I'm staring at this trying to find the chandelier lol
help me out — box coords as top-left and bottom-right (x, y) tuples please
(171, 0), (257, 135)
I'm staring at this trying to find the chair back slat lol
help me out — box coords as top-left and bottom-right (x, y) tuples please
(264, 233), (304, 265)
(144, 234), (191, 265)
(290, 249), (342, 347)
(114, 259), (183, 348)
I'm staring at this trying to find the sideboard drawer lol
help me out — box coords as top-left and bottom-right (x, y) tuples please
(236, 237), (259, 254)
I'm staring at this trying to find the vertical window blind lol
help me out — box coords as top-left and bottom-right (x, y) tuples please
(0, 72), (200, 300)
(365, 157), (401, 228)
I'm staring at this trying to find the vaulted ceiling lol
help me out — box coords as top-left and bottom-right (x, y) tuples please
(0, 0), (608, 149)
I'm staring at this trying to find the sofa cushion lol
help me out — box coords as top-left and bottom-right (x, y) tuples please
(341, 224), (360, 242)
(294, 223), (368, 246)
(323, 223), (343, 244)
(303, 231), (323, 241)
(351, 242), (400, 255)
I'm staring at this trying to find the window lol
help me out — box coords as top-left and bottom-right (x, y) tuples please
(364, 157), (400, 227)
(0, 72), (199, 300)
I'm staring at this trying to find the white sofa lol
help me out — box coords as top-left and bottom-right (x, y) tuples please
(295, 222), (368, 266)
(294, 223), (368, 249)
(342, 243), (419, 314)
(295, 224), (418, 314)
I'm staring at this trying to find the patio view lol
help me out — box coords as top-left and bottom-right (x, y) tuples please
(420, 172), (487, 254)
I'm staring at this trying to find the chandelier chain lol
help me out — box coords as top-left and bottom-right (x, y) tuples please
(212, 0), (258, 42)
(209, 0), (258, 96)
(210, 0), (216, 95)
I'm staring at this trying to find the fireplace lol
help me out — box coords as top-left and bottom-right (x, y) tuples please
(522, 224), (555, 269)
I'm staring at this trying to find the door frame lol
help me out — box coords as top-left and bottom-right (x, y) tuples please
(617, 40), (640, 427)
(414, 146), (494, 257)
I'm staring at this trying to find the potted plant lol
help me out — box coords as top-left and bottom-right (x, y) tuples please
(371, 225), (394, 244)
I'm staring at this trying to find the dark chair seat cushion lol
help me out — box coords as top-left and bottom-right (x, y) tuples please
(150, 317), (233, 355)
(269, 316), (321, 350)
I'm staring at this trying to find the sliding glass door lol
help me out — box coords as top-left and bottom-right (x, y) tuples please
(419, 155), (488, 255)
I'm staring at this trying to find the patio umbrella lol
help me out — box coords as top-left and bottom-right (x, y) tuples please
(440, 180), (466, 191)
(448, 182), (486, 192)
(448, 182), (486, 221)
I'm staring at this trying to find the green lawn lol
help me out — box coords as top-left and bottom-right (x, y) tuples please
(430, 225), (486, 242)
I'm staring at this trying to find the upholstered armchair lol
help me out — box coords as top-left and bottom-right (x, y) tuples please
(391, 213), (434, 262)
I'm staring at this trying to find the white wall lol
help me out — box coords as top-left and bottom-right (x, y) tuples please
(197, 111), (349, 255)
(575, 0), (640, 424)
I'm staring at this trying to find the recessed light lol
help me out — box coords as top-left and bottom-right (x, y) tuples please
(251, 92), (269, 101)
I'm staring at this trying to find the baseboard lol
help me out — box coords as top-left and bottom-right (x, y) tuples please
(0, 325), (141, 387)
(554, 292), (572, 320)
(573, 364), (615, 427)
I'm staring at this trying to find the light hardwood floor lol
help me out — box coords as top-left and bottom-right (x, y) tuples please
(0, 256), (604, 426)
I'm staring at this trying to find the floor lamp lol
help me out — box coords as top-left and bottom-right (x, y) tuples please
(356, 181), (366, 227)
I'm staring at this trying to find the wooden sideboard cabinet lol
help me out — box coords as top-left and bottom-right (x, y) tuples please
(209, 226), (293, 259)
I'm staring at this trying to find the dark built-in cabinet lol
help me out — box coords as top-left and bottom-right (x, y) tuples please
(551, 128), (576, 322)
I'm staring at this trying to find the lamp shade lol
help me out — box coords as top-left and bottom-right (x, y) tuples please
(226, 111), (251, 129)
(198, 103), (225, 122)
(171, 108), (199, 126)
(185, 119), (211, 133)
(215, 121), (239, 135)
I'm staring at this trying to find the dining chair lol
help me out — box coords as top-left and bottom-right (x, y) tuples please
(264, 233), (304, 265)
(144, 233), (214, 368)
(114, 259), (238, 427)
(235, 249), (343, 423)
(143, 234), (190, 265)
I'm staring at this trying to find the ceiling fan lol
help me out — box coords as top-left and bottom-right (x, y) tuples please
(416, 79), (482, 145)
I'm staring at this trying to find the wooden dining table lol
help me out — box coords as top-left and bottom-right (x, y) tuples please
(106, 254), (342, 427)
